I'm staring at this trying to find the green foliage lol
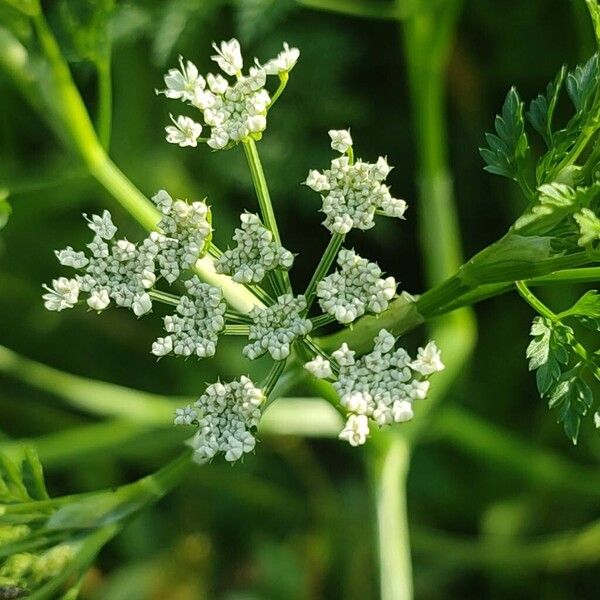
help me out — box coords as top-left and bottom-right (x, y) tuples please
(480, 87), (530, 184)
(527, 66), (566, 148)
(574, 207), (600, 246)
(526, 287), (600, 445)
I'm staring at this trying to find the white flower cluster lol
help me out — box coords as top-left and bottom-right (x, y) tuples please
(317, 248), (397, 324)
(305, 130), (407, 234)
(174, 376), (265, 463)
(43, 210), (158, 316)
(244, 294), (312, 360)
(152, 277), (225, 359)
(159, 40), (299, 150)
(215, 212), (294, 283)
(43, 192), (212, 318)
(151, 190), (212, 283)
(305, 329), (444, 446)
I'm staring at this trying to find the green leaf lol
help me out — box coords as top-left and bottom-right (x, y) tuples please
(526, 317), (571, 395)
(527, 66), (566, 147)
(547, 374), (593, 444)
(574, 208), (600, 246)
(513, 182), (582, 235)
(480, 87), (530, 183)
(560, 290), (600, 319)
(566, 53), (599, 113)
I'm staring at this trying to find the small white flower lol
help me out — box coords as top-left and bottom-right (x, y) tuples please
(152, 336), (173, 357)
(328, 129), (353, 153)
(304, 356), (333, 379)
(165, 115), (203, 147)
(338, 414), (370, 447)
(373, 156), (392, 180)
(42, 277), (80, 312)
(161, 57), (205, 102)
(391, 400), (413, 423)
(174, 406), (197, 425)
(87, 289), (110, 311)
(332, 343), (355, 367)
(211, 38), (243, 76)
(207, 129), (230, 150)
(262, 43), (300, 75)
(55, 247), (88, 269)
(304, 170), (330, 192)
(410, 341), (445, 375)
(132, 292), (152, 316)
(83, 210), (117, 240)
(207, 73), (229, 94)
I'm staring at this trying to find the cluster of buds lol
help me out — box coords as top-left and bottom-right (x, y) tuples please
(174, 377), (265, 463)
(159, 40), (299, 150)
(0, 542), (75, 594)
(305, 329), (444, 446)
(152, 277), (225, 358)
(317, 248), (397, 324)
(244, 294), (312, 360)
(215, 212), (294, 283)
(44, 210), (158, 316)
(151, 190), (212, 283)
(304, 130), (407, 234)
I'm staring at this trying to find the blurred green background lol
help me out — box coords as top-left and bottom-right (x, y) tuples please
(1, 0), (599, 598)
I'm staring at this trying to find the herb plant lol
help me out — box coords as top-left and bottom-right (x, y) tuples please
(0, 0), (599, 598)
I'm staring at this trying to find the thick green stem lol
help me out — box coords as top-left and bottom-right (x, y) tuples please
(371, 435), (412, 600)
(96, 57), (112, 151)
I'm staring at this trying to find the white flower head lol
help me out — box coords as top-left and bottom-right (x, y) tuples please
(42, 277), (80, 312)
(307, 137), (406, 233)
(178, 377), (265, 464)
(87, 289), (110, 312)
(244, 294), (312, 361)
(215, 212), (294, 284)
(328, 129), (353, 153)
(211, 38), (243, 76)
(317, 249), (397, 325)
(83, 210), (117, 240)
(160, 56), (205, 102)
(410, 341), (445, 375)
(304, 170), (330, 193)
(304, 355), (333, 379)
(261, 42), (300, 75)
(165, 114), (203, 148)
(55, 247), (88, 269)
(339, 414), (370, 447)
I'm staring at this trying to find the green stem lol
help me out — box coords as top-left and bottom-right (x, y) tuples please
(515, 280), (556, 320)
(242, 139), (291, 294)
(96, 57), (112, 151)
(304, 232), (345, 311)
(371, 435), (412, 600)
(268, 72), (289, 108)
